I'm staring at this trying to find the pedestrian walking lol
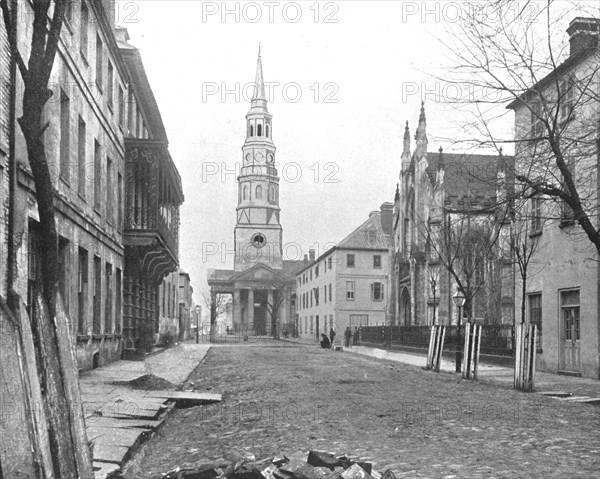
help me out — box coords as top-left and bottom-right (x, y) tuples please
(353, 326), (359, 345)
(329, 327), (336, 346)
(344, 326), (351, 348)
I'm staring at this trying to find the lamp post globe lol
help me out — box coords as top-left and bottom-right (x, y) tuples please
(453, 289), (466, 373)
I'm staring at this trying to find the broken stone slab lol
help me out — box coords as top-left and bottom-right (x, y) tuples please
(307, 451), (344, 471)
(341, 464), (372, 479)
(380, 470), (397, 479)
(335, 456), (372, 474)
(292, 464), (332, 479)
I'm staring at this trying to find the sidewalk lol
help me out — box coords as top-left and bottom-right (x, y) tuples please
(79, 343), (211, 478)
(344, 345), (600, 403)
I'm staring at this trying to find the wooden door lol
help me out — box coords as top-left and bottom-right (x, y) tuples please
(560, 290), (580, 372)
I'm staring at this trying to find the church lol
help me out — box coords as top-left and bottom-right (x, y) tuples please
(207, 52), (303, 336)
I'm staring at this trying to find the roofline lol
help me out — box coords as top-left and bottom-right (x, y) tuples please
(506, 48), (597, 110)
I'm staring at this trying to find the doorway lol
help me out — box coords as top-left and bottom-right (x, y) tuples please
(560, 290), (580, 372)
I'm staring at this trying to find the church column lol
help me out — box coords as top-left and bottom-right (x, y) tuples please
(267, 290), (274, 336)
(247, 289), (254, 334)
(280, 291), (287, 328)
(233, 289), (241, 333)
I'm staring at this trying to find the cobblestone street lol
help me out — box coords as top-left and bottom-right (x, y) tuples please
(135, 342), (600, 478)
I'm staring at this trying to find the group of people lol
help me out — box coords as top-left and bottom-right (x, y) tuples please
(320, 326), (361, 349)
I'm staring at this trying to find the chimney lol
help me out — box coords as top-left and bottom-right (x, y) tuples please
(303, 254), (308, 264)
(309, 249), (315, 262)
(567, 17), (600, 57)
(380, 202), (394, 235)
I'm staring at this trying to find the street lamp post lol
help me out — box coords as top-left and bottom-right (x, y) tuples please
(453, 289), (466, 373)
(195, 305), (201, 344)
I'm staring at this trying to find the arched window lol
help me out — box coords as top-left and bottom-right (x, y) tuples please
(270, 186), (275, 202)
(250, 125), (254, 137)
(256, 185), (263, 200)
(257, 124), (262, 136)
(243, 185), (248, 200)
(266, 124), (270, 138)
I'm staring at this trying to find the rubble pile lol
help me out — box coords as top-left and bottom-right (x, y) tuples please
(151, 450), (398, 479)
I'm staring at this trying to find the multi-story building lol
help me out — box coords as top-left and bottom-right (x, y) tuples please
(117, 27), (184, 359)
(208, 51), (302, 335)
(157, 270), (180, 345)
(509, 17), (600, 378)
(296, 205), (392, 341)
(8, 1), (129, 370)
(391, 104), (514, 327)
(0, 2), (183, 369)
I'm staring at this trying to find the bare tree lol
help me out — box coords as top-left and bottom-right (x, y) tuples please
(1, 1), (93, 477)
(203, 291), (230, 341)
(440, 1), (600, 253)
(263, 285), (288, 340)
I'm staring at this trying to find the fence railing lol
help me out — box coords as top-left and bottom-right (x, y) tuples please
(359, 324), (516, 357)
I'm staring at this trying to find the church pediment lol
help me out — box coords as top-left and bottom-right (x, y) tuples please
(231, 263), (288, 283)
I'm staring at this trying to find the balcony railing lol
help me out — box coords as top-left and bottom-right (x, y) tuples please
(124, 139), (183, 260)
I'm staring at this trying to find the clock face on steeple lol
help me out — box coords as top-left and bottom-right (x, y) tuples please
(267, 153), (274, 163)
(245, 153), (253, 165)
(255, 152), (264, 164)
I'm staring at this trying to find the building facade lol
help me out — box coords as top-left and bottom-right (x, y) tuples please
(178, 270), (193, 340)
(509, 17), (600, 378)
(391, 104), (514, 328)
(0, 2), (183, 369)
(296, 206), (392, 341)
(208, 51), (302, 335)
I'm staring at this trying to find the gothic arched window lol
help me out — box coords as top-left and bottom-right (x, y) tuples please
(250, 125), (254, 137)
(256, 185), (263, 200)
(243, 185), (248, 200)
(257, 124), (262, 137)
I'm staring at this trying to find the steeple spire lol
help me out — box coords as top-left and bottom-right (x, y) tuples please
(415, 101), (428, 156)
(252, 45), (266, 102)
(401, 120), (411, 168)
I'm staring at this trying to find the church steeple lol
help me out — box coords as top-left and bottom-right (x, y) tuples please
(235, 49), (282, 271)
(401, 121), (411, 167)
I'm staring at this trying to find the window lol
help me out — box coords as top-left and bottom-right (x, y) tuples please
(58, 237), (70, 315)
(350, 314), (368, 327)
(250, 125), (254, 137)
(530, 101), (544, 139)
(324, 285), (327, 303)
(346, 254), (355, 268)
(310, 269), (312, 281)
(315, 288), (319, 306)
(266, 124), (270, 137)
(128, 95), (135, 135)
(561, 199), (575, 225)
(80, 1), (89, 57)
(94, 140), (101, 212)
(373, 255), (381, 269)
(93, 256), (101, 334)
(118, 85), (124, 128)
(329, 284), (332, 302)
(106, 157), (113, 223)
(346, 281), (355, 301)
(116, 268), (122, 334)
(107, 62), (114, 110)
(78, 248), (88, 334)
(78, 116), (86, 198)
(531, 195), (542, 234)
(315, 265), (319, 277)
(243, 185), (248, 200)
(96, 34), (103, 91)
(117, 172), (123, 230)
(328, 257), (332, 269)
(59, 90), (70, 182)
(310, 289), (313, 307)
(560, 77), (575, 120)
(528, 293), (542, 330)
(371, 282), (384, 301)
(257, 124), (262, 136)
(256, 185), (262, 200)
(105, 263), (112, 334)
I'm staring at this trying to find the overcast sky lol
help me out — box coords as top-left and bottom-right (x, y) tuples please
(115, 0), (597, 305)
